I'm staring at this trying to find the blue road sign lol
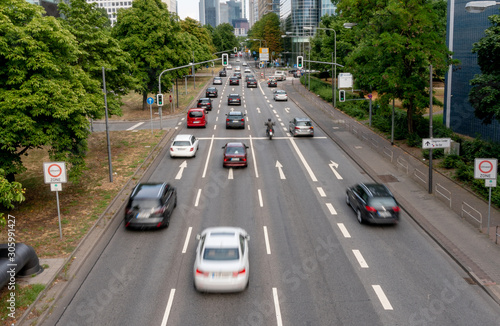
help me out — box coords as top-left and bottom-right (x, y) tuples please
(147, 97), (154, 105)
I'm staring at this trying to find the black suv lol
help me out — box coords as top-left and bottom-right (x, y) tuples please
(227, 94), (241, 106)
(229, 77), (239, 85)
(124, 183), (177, 229)
(206, 87), (218, 98)
(247, 78), (257, 88)
(267, 79), (277, 87)
(346, 183), (400, 225)
(197, 97), (213, 111)
(219, 70), (227, 77)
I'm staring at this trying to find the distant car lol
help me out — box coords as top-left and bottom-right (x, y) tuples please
(206, 87), (218, 98)
(219, 70), (227, 77)
(187, 108), (207, 128)
(124, 183), (177, 229)
(267, 79), (277, 87)
(244, 68), (251, 73)
(245, 74), (255, 82)
(236, 58), (241, 62)
(213, 77), (223, 85)
(226, 111), (246, 129)
(222, 142), (248, 167)
(170, 134), (199, 158)
(242, 62), (248, 66)
(346, 183), (400, 224)
(274, 71), (286, 81)
(235, 66), (241, 72)
(227, 93), (241, 106)
(229, 77), (239, 85)
(194, 227), (250, 292)
(226, 65), (233, 70)
(289, 117), (314, 137)
(274, 90), (288, 101)
(234, 72), (242, 79)
(197, 97), (213, 110)
(246, 78), (257, 88)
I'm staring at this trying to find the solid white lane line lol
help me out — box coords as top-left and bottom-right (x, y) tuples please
(263, 226), (271, 254)
(249, 135), (259, 178)
(372, 285), (393, 310)
(181, 227), (192, 253)
(272, 288), (283, 326)
(126, 122), (144, 131)
(289, 138), (317, 182)
(337, 223), (351, 238)
(317, 187), (326, 197)
(194, 189), (202, 207)
(326, 203), (337, 215)
(258, 189), (263, 207)
(202, 135), (215, 178)
(160, 289), (176, 326)
(352, 249), (369, 268)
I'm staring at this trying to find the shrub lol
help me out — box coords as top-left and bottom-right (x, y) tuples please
(440, 155), (462, 169)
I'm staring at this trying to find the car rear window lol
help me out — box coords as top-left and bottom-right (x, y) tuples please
(203, 248), (239, 261)
(296, 121), (312, 126)
(368, 197), (398, 208)
(130, 198), (161, 210)
(173, 141), (191, 146)
(226, 146), (244, 154)
(189, 111), (203, 117)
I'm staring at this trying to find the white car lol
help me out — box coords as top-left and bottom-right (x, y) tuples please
(274, 90), (288, 101)
(169, 134), (199, 157)
(213, 77), (223, 85)
(244, 68), (251, 73)
(235, 66), (241, 72)
(194, 227), (250, 293)
(227, 65), (232, 70)
(242, 62), (248, 66)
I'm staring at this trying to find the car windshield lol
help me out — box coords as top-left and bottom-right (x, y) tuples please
(296, 121), (312, 126)
(130, 198), (160, 210)
(173, 141), (191, 146)
(203, 248), (239, 261)
(226, 146), (244, 154)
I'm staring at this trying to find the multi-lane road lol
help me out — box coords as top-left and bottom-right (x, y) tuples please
(46, 59), (500, 326)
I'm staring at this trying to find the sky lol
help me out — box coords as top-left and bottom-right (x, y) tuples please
(178, 0), (200, 21)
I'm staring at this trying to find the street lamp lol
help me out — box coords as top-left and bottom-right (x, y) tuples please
(465, 1), (500, 12)
(303, 26), (337, 109)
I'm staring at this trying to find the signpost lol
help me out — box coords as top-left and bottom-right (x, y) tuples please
(338, 73), (353, 89)
(147, 97), (154, 134)
(474, 158), (498, 236)
(422, 138), (451, 149)
(43, 162), (67, 239)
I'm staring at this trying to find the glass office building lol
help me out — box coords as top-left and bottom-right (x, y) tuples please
(444, 0), (500, 142)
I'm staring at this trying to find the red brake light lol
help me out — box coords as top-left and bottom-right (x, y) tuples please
(295, 126), (300, 129)
(227, 119), (230, 121)
(233, 268), (246, 277)
(196, 269), (209, 277)
(365, 206), (377, 212)
(170, 148), (174, 151)
(393, 206), (400, 212)
(190, 147), (194, 152)
(241, 119), (244, 121)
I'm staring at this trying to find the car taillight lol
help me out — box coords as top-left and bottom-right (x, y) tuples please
(310, 126), (314, 129)
(365, 206), (377, 212)
(170, 148), (174, 151)
(190, 147), (194, 152)
(233, 268), (246, 277)
(196, 269), (209, 277)
(393, 206), (400, 212)
(295, 126), (300, 129)
(242, 157), (247, 161)
(153, 207), (165, 214)
(241, 119), (244, 121)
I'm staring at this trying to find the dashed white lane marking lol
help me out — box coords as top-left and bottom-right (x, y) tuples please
(263, 226), (271, 254)
(160, 289), (176, 326)
(326, 203), (337, 215)
(126, 122), (144, 130)
(317, 187), (326, 197)
(181, 227), (192, 253)
(258, 189), (263, 207)
(194, 189), (202, 207)
(352, 249), (369, 268)
(372, 285), (393, 310)
(337, 223), (351, 238)
(272, 288), (283, 326)
(228, 168), (234, 180)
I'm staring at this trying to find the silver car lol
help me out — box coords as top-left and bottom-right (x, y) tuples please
(289, 117), (314, 137)
(274, 90), (288, 101)
(213, 77), (223, 85)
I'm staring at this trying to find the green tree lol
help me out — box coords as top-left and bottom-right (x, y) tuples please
(58, 0), (137, 117)
(248, 13), (282, 59)
(0, 0), (104, 183)
(112, 0), (192, 109)
(0, 169), (25, 226)
(336, 0), (454, 134)
(469, 13), (500, 125)
(211, 23), (238, 54)
(181, 17), (216, 68)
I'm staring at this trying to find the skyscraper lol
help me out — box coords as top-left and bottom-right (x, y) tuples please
(199, 0), (220, 28)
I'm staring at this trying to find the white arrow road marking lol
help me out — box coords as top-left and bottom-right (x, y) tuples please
(175, 161), (187, 180)
(285, 108), (290, 113)
(337, 223), (351, 238)
(228, 168), (234, 179)
(289, 138), (317, 182)
(275, 161), (286, 179)
(326, 203), (337, 215)
(329, 160), (343, 180)
(352, 250), (369, 268)
(372, 285), (393, 310)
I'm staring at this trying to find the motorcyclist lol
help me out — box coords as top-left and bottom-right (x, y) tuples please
(264, 118), (275, 136)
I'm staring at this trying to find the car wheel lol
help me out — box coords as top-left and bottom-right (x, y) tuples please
(356, 209), (364, 224)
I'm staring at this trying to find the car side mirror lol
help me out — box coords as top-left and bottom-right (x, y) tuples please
(245, 235), (250, 241)
(196, 234), (201, 240)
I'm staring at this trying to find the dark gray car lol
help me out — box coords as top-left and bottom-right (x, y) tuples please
(346, 183), (400, 224)
(226, 111), (246, 129)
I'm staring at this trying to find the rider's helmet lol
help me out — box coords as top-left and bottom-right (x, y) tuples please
(268, 118), (271, 122)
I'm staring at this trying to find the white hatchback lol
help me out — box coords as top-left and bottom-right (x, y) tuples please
(194, 227), (250, 293)
(169, 134), (199, 158)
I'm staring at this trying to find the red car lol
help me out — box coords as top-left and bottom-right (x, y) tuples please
(187, 108), (207, 128)
(222, 142), (248, 168)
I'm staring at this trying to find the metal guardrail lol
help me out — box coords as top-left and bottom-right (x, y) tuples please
(414, 168), (426, 184)
(383, 147), (393, 162)
(461, 201), (483, 229)
(397, 156), (409, 174)
(436, 183), (452, 208)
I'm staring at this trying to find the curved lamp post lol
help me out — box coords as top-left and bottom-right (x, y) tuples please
(465, 1), (500, 12)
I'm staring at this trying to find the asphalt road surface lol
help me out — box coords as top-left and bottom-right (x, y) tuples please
(46, 58), (500, 326)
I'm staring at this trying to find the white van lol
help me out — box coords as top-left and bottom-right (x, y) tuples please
(274, 71), (286, 81)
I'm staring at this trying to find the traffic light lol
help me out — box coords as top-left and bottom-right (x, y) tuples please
(157, 93), (163, 106)
(339, 90), (345, 102)
(222, 53), (228, 66)
(234, 47), (238, 53)
(297, 56), (303, 68)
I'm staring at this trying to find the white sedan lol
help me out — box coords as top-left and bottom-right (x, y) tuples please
(169, 134), (199, 157)
(194, 227), (250, 292)
(273, 90), (288, 101)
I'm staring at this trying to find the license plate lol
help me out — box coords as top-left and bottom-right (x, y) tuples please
(212, 272), (231, 278)
(379, 211), (391, 217)
(231, 158), (240, 161)
(194, 121), (199, 123)
(136, 212), (150, 219)
(233, 120), (239, 122)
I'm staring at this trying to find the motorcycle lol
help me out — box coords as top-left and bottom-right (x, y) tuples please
(267, 128), (273, 140)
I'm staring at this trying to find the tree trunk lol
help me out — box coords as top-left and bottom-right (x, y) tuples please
(142, 92), (148, 110)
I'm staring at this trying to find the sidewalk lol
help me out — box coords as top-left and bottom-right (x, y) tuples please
(284, 78), (500, 304)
